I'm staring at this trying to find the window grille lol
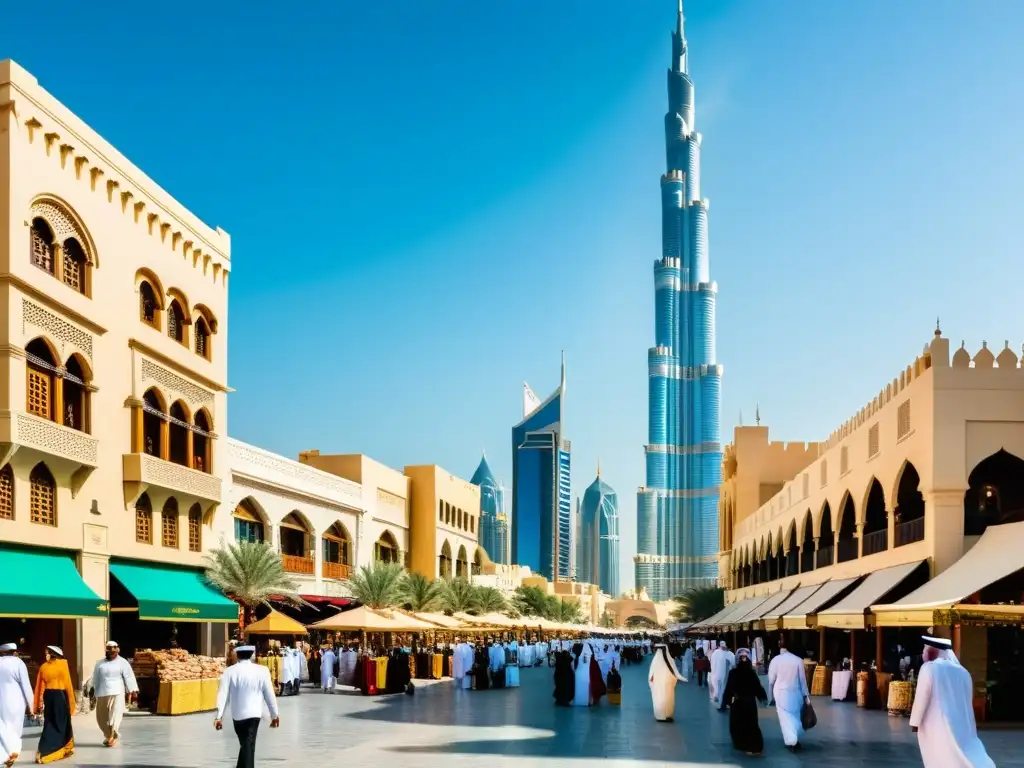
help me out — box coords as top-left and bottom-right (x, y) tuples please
(29, 466), (56, 526)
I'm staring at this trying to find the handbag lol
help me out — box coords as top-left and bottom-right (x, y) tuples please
(801, 699), (818, 730)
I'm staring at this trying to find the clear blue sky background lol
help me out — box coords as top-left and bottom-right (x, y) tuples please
(6, 1), (1023, 591)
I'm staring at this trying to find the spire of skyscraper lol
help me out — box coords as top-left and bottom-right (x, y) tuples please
(636, 2), (722, 601)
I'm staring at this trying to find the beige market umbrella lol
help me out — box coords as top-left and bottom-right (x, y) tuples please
(310, 605), (431, 632)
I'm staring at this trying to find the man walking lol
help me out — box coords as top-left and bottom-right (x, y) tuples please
(910, 636), (994, 767)
(0, 643), (33, 767)
(767, 637), (809, 752)
(215, 645), (279, 768)
(709, 641), (733, 703)
(92, 641), (139, 748)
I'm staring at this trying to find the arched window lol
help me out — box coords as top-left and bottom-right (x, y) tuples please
(168, 401), (189, 466)
(439, 541), (453, 579)
(894, 462), (925, 546)
(233, 499), (265, 543)
(837, 494), (857, 562)
(817, 503), (834, 568)
(0, 465), (13, 521)
(375, 531), (399, 563)
(193, 410), (212, 473)
(323, 522), (352, 579)
(29, 463), (56, 526)
(862, 479), (888, 555)
(280, 512), (311, 562)
(800, 511), (814, 573)
(142, 389), (164, 457)
(162, 498), (179, 548)
(167, 300), (186, 344)
(61, 238), (87, 294)
(140, 281), (160, 328)
(964, 450), (1024, 536)
(25, 339), (57, 421)
(456, 545), (468, 579)
(30, 218), (55, 274)
(194, 317), (211, 360)
(473, 548), (483, 576)
(63, 355), (90, 432)
(135, 493), (153, 543)
(188, 503), (203, 552)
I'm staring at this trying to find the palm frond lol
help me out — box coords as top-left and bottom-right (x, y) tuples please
(346, 561), (408, 609)
(439, 578), (478, 614)
(472, 586), (506, 614)
(402, 572), (442, 612)
(203, 540), (306, 610)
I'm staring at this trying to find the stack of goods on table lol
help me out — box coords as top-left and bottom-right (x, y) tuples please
(132, 649), (225, 715)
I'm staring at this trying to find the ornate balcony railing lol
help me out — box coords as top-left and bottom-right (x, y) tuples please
(895, 517), (925, 547)
(837, 538), (858, 563)
(123, 452), (222, 503)
(282, 554), (314, 575)
(862, 529), (888, 556)
(0, 410), (99, 467)
(322, 561), (352, 580)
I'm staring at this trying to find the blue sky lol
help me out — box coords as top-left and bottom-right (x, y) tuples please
(6, 1), (1023, 591)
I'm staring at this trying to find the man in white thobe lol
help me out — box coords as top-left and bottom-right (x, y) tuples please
(320, 647), (337, 693)
(767, 639), (809, 751)
(92, 640), (139, 748)
(572, 642), (593, 707)
(0, 643), (34, 765)
(649, 644), (686, 721)
(709, 641), (733, 703)
(910, 636), (994, 767)
(279, 650), (295, 696)
(459, 642), (474, 689)
(681, 644), (695, 681)
(215, 646), (279, 768)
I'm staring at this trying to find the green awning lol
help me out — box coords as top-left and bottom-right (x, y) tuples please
(0, 547), (107, 618)
(110, 561), (237, 622)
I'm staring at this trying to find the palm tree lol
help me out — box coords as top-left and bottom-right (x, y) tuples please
(473, 586), (506, 614)
(402, 572), (442, 612)
(347, 561), (407, 609)
(512, 585), (549, 617)
(439, 578), (478, 614)
(548, 598), (583, 624)
(204, 540), (306, 629)
(672, 585), (725, 623)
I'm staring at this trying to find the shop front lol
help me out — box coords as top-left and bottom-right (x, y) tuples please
(0, 545), (108, 687)
(108, 559), (237, 659)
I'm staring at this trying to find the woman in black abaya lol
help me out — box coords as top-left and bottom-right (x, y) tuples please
(719, 648), (767, 756)
(553, 651), (574, 706)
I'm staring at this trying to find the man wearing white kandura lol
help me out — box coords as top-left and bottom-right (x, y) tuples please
(215, 645), (279, 768)
(92, 641), (139, 748)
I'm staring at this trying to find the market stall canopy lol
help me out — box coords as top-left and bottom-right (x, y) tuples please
(760, 584), (825, 632)
(781, 577), (861, 629)
(310, 606), (432, 632)
(109, 561), (237, 621)
(454, 612), (520, 628)
(0, 546), (107, 618)
(873, 521), (1024, 626)
(245, 610), (308, 636)
(687, 605), (732, 632)
(702, 595), (769, 630)
(731, 587), (795, 627)
(817, 560), (926, 629)
(413, 612), (469, 629)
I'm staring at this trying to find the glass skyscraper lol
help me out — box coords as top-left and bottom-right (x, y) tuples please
(636, 1), (722, 601)
(470, 453), (509, 565)
(578, 464), (620, 598)
(512, 354), (571, 581)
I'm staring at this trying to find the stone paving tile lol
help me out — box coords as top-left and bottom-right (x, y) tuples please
(17, 662), (1023, 766)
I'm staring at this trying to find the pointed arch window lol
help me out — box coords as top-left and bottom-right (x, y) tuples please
(63, 355), (90, 433)
(142, 389), (165, 458)
(61, 239), (87, 294)
(29, 463), (56, 527)
(25, 339), (56, 421)
(140, 281), (160, 328)
(167, 300), (186, 344)
(168, 401), (190, 466)
(193, 410), (212, 473)
(30, 218), (55, 274)
(136, 493), (153, 543)
(188, 504), (203, 552)
(195, 317), (211, 360)
(0, 465), (13, 521)
(162, 498), (179, 548)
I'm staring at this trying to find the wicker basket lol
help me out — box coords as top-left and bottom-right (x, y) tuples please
(856, 671), (869, 707)
(811, 665), (832, 696)
(887, 680), (913, 717)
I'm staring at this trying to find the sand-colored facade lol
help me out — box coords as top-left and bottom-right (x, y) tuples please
(403, 464), (482, 580)
(0, 60), (232, 680)
(719, 327), (1024, 608)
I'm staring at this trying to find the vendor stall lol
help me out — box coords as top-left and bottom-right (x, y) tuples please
(131, 648), (225, 715)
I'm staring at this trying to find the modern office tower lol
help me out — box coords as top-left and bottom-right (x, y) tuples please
(471, 453), (510, 565)
(579, 462), (621, 598)
(512, 354), (571, 581)
(636, 1), (723, 600)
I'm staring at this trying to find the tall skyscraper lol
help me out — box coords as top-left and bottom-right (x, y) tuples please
(636, 1), (722, 601)
(512, 354), (572, 581)
(470, 453), (510, 565)
(579, 462), (621, 598)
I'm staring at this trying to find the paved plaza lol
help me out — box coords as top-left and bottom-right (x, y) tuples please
(22, 662), (1023, 767)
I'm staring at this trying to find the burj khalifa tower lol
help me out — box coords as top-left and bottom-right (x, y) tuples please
(635, 1), (722, 601)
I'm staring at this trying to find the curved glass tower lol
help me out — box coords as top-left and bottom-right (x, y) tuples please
(579, 464), (620, 598)
(635, 1), (722, 601)
(470, 453), (510, 565)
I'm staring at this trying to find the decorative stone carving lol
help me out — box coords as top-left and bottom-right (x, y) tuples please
(30, 201), (91, 261)
(22, 299), (93, 360)
(16, 411), (99, 465)
(228, 440), (363, 509)
(141, 358), (213, 407)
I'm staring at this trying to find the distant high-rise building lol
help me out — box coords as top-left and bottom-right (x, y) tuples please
(471, 453), (509, 565)
(579, 462), (621, 598)
(636, 1), (722, 601)
(512, 354), (571, 581)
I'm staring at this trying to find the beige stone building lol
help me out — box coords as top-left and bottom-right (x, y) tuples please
(0, 59), (235, 684)
(708, 327), (1024, 721)
(403, 464), (483, 580)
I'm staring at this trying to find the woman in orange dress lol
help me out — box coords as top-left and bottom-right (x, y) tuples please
(32, 646), (75, 764)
